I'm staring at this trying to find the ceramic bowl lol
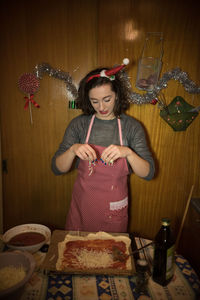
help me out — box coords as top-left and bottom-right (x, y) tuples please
(2, 223), (51, 253)
(0, 251), (35, 299)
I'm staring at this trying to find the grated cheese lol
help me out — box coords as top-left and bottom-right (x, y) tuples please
(0, 265), (26, 291)
(74, 249), (113, 269)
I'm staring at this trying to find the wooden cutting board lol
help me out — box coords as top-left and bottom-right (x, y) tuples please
(41, 230), (136, 275)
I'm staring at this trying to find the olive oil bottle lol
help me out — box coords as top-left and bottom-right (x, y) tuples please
(152, 218), (175, 286)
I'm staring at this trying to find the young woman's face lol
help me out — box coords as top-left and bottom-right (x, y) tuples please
(89, 84), (116, 120)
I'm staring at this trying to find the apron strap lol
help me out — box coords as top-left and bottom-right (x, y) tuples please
(85, 114), (95, 144)
(117, 118), (123, 146)
(85, 114), (123, 146)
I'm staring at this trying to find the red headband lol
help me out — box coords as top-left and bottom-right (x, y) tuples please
(87, 58), (129, 83)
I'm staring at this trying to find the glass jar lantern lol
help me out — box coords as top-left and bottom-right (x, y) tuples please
(136, 32), (163, 92)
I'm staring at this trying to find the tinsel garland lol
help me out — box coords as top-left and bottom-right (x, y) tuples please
(121, 67), (200, 105)
(34, 63), (200, 105)
(35, 63), (78, 100)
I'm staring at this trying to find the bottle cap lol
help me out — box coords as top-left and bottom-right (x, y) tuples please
(161, 217), (170, 226)
(136, 259), (148, 272)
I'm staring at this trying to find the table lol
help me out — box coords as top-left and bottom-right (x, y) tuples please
(178, 197), (200, 278)
(1, 236), (200, 300)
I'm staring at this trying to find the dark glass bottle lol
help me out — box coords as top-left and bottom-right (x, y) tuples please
(152, 218), (175, 286)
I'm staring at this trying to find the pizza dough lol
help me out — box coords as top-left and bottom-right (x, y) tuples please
(56, 231), (132, 271)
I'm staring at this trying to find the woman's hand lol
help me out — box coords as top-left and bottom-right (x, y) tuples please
(101, 145), (131, 164)
(101, 144), (150, 177)
(55, 144), (97, 173)
(71, 144), (97, 161)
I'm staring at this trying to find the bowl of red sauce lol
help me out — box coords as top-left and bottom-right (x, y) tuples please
(3, 224), (51, 253)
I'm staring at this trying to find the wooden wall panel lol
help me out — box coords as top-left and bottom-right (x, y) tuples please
(97, 0), (200, 238)
(0, 0), (97, 231)
(0, 0), (199, 239)
(0, 132), (2, 233)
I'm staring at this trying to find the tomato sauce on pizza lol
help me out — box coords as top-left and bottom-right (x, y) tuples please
(60, 239), (129, 270)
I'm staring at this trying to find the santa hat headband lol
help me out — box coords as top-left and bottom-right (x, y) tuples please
(86, 58), (129, 83)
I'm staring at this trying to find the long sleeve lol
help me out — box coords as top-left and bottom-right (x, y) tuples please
(122, 114), (155, 180)
(51, 115), (90, 175)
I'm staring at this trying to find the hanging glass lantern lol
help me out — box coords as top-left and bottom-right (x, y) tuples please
(136, 32), (163, 92)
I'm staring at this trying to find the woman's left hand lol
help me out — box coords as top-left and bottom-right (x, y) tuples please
(101, 144), (150, 177)
(101, 145), (131, 164)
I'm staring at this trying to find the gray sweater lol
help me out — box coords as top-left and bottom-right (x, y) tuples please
(51, 114), (155, 180)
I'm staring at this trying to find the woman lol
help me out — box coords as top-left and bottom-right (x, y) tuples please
(51, 61), (155, 232)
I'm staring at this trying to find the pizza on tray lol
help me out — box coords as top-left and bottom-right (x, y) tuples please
(56, 231), (132, 271)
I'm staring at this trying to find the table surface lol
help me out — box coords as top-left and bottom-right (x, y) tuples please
(1, 234), (200, 300)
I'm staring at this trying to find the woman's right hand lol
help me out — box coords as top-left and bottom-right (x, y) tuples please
(70, 144), (97, 161)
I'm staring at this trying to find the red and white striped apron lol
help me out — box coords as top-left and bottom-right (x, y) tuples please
(65, 115), (129, 232)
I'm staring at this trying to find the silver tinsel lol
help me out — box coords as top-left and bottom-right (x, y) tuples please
(34, 63), (78, 100)
(125, 67), (200, 104)
(34, 64), (200, 105)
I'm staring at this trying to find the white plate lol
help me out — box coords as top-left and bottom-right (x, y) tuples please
(3, 224), (51, 253)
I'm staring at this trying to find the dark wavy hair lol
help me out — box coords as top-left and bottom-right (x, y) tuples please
(76, 68), (130, 117)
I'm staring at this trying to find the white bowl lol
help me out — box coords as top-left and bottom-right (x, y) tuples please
(3, 224), (51, 253)
(0, 251), (35, 299)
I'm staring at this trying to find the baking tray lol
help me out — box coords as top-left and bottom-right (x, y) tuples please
(41, 230), (136, 275)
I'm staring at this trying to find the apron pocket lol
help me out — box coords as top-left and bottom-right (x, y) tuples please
(110, 197), (128, 211)
(105, 197), (128, 223)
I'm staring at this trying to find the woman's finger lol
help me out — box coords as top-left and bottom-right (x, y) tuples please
(101, 145), (119, 162)
(77, 144), (96, 161)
